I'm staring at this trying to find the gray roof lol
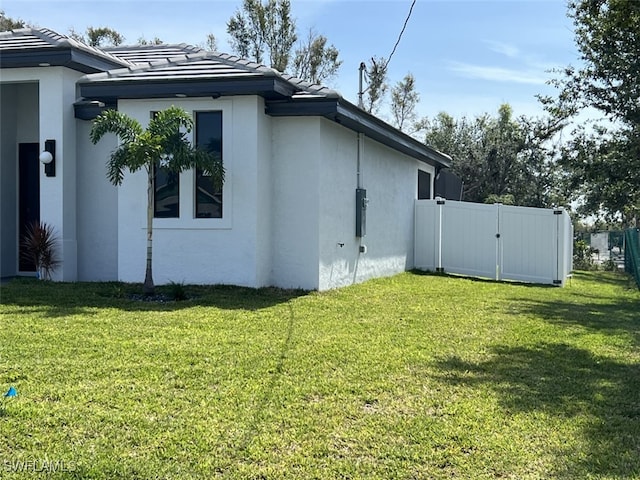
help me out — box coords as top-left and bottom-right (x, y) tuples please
(83, 51), (280, 82)
(0, 28), (450, 167)
(0, 28), (129, 72)
(104, 44), (205, 64)
(77, 49), (343, 108)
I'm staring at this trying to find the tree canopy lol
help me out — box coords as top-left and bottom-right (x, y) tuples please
(69, 27), (124, 47)
(0, 10), (26, 31)
(227, 0), (341, 84)
(422, 105), (565, 208)
(390, 73), (419, 132)
(545, 0), (640, 224)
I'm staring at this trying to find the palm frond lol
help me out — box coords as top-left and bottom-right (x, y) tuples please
(194, 149), (225, 188)
(148, 106), (193, 138)
(106, 146), (132, 185)
(90, 109), (143, 145)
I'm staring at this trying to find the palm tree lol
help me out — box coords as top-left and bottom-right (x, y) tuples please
(90, 106), (224, 295)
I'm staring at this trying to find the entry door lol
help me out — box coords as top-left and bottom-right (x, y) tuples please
(18, 143), (40, 272)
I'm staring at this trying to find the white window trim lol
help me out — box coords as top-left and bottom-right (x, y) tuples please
(417, 163), (434, 200)
(128, 98), (233, 230)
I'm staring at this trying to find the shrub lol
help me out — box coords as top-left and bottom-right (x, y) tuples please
(168, 281), (188, 301)
(573, 239), (596, 271)
(20, 221), (60, 280)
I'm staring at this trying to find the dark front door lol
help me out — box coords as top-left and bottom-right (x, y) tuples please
(18, 143), (40, 272)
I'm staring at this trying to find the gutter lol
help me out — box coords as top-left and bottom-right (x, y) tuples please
(266, 97), (451, 168)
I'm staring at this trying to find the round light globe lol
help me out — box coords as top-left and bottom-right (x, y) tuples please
(39, 151), (53, 164)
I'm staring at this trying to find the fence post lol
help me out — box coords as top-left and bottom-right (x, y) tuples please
(436, 197), (445, 272)
(495, 203), (501, 281)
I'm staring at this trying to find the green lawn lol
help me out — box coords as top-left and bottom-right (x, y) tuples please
(0, 271), (639, 479)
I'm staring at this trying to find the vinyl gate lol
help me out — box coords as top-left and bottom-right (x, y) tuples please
(415, 199), (573, 286)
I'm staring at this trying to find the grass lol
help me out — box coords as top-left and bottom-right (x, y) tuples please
(0, 271), (638, 479)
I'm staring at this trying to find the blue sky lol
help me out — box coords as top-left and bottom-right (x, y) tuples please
(3, 0), (579, 121)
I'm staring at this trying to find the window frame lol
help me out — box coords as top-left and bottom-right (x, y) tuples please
(134, 98), (232, 231)
(417, 168), (432, 200)
(150, 110), (181, 219)
(194, 110), (223, 220)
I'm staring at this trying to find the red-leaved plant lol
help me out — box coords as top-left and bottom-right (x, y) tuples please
(20, 221), (61, 280)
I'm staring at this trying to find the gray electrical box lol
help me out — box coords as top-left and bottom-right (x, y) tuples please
(356, 188), (367, 237)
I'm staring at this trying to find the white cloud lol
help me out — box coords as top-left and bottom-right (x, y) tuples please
(484, 40), (519, 58)
(447, 61), (550, 85)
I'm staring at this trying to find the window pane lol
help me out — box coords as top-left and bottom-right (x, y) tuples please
(154, 162), (180, 218)
(418, 170), (431, 200)
(195, 111), (223, 218)
(151, 111), (180, 219)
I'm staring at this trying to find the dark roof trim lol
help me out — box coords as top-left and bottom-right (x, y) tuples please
(0, 47), (127, 74)
(265, 98), (451, 168)
(74, 100), (116, 120)
(78, 76), (297, 102)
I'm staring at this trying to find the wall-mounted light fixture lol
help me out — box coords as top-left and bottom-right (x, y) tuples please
(39, 139), (55, 177)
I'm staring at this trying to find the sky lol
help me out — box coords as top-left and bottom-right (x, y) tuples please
(2, 0), (580, 122)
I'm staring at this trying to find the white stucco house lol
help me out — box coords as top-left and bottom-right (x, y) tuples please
(0, 28), (451, 291)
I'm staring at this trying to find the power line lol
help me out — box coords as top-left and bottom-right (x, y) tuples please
(385, 0), (416, 71)
(358, 0), (417, 108)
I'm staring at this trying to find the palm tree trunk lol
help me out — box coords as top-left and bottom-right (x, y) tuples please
(143, 166), (155, 295)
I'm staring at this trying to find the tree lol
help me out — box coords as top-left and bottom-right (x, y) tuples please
(551, 0), (640, 125)
(292, 29), (341, 84)
(0, 10), (26, 31)
(136, 36), (164, 46)
(390, 73), (419, 132)
(69, 26), (124, 47)
(227, 0), (341, 83)
(362, 56), (388, 114)
(203, 33), (217, 51)
(559, 124), (640, 224)
(196, 33), (217, 51)
(227, 0), (296, 72)
(423, 105), (565, 208)
(544, 0), (640, 224)
(90, 107), (224, 295)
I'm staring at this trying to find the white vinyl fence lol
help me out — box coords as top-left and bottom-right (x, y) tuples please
(415, 199), (573, 286)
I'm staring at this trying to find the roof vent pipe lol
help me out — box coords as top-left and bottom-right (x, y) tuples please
(358, 62), (366, 109)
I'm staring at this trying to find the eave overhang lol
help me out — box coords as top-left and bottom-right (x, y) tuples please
(73, 100), (116, 120)
(266, 98), (452, 168)
(0, 48), (127, 74)
(78, 76), (297, 104)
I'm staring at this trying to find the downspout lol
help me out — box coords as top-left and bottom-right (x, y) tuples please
(357, 61), (365, 189)
(357, 132), (363, 188)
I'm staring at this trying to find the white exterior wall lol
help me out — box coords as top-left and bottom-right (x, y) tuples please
(41, 68), (81, 281)
(317, 119), (434, 290)
(115, 96), (270, 287)
(255, 97), (273, 287)
(269, 116), (435, 291)
(76, 120), (119, 281)
(0, 67), (81, 280)
(0, 66), (443, 289)
(270, 117), (321, 290)
(1, 82), (41, 277)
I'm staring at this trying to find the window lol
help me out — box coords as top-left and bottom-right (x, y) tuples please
(151, 111), (180, 218)
(195, 111), (223, 218)
(154, 162), (180, 218)
(418, 170), (431, 200)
